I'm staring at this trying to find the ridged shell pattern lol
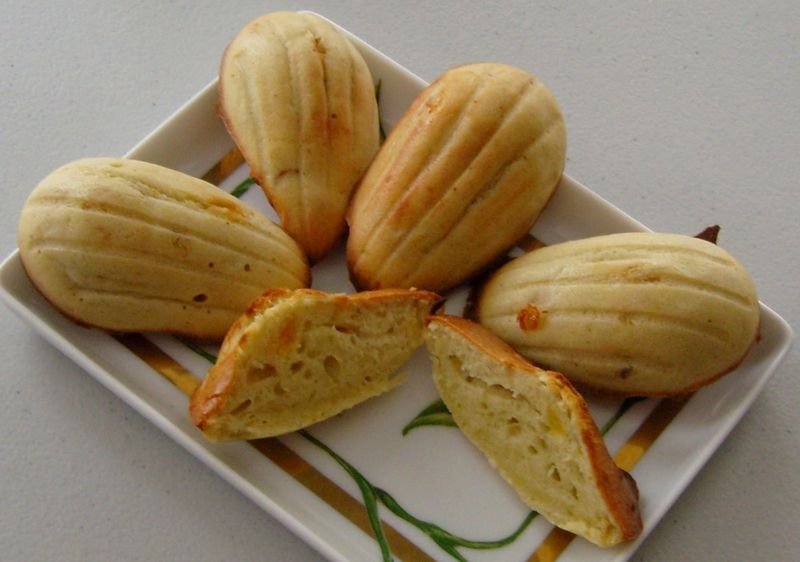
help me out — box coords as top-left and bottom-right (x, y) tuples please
(477, 233), (760, 396)
(347, 62), (566, 293)
(17, 158), (310, 339)
(219, 11), (380, 262)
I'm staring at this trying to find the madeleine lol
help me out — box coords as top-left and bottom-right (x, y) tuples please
(219, 11), (380, 261)
(476, 232), (760, 396)
(18, 158), (309, 339)
(347, 63), (566, 293)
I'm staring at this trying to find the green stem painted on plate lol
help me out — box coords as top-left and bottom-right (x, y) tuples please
(599, 396), (646, 437)
(402, 399), (456, 435)
(176, 337), (218, 364)
(299, 429), (537, 562)
(230, 177), (255, 198)
(375, 79), (387, 142)
(300, 430), (394, 561)
(376, 488), (537, 556)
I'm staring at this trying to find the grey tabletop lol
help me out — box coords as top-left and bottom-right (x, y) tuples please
(2, 1), (798, 561)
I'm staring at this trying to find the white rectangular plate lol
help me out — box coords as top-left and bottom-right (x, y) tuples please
(1, 13), (793, 562)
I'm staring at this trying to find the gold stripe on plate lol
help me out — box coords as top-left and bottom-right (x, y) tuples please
(526, 397), (689, 562)
(517, 233), (546, 253)
(115, 332), (434, 562)
(201, 146), (246, 185)
(613, 397), (688, 472)
(115, 334), (200, 396)
(527, 528), (575, 562)
(251, 438), (437, 562)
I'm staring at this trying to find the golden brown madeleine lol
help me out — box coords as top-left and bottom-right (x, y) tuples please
(190, 288), (439, 441)
(219, 11), (380, 262)
(347, 63), (566, 293)
(18, 158), (310, 340)
(477, 233), (760, 396)
(425, 315), (642, 546)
